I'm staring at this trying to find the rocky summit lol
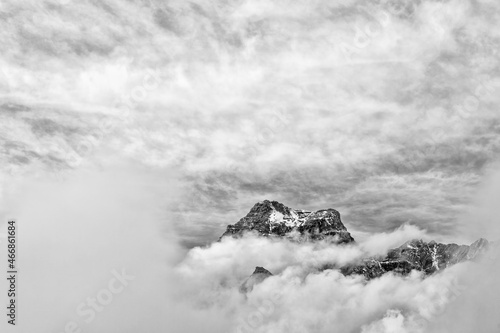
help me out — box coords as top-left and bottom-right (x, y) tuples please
(341, 238), (490, 279)
(220, 200), (355, 243)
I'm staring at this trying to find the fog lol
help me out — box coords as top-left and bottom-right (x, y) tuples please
(0, 163), (499, 333)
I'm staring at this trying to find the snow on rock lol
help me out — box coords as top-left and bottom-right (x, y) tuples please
(220, 200), (354, 243)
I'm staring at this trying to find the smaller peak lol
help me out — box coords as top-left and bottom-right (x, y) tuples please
(253, 266), (273, 275)
(473, 237), (488, 243)
(471, 238), (489, 247)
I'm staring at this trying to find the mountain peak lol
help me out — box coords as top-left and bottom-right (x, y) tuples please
(220, 200), (354, 243)
(253, 266), (273, 275)
(240, 266), (273, 293)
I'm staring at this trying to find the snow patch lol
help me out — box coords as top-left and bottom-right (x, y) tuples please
(269, 210), (284, 224)
(431, 246), (439, 271)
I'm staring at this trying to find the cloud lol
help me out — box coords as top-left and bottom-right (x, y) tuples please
(0, 161), (187, 333)
(170, 228), (500, 333)
(0, 3), (500, 332)
(1, 162), (497, 333)
(1, 0), (500, 245)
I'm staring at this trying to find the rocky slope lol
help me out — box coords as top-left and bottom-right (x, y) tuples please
(220, 200), (354, 243)
(341, 238), (490, 279)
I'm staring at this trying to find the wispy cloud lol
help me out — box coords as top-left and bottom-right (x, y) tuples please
(1, 0), (500, 245)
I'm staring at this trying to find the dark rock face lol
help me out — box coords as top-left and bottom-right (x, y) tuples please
(253, 267), (272, 275)
(240, 266), (273, 293)
(341, 238), (490, 279)
(220, 200), (355, 243)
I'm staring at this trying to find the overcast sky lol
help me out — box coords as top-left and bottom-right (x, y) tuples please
(1, 0), (500, 247)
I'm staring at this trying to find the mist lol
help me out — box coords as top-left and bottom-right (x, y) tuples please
(0, 161), (204, 333)
(2, 164), (498, 333)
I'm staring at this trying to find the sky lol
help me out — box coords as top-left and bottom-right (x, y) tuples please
(1, 0), (500, 245)
(1, 1), (500, 333)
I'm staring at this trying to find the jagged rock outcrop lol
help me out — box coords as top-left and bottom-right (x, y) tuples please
(220, 200), (355, 243)
(240, 267), (273, 293)
(341, 238), (490, 279)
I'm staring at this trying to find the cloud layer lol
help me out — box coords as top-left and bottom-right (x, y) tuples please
(2, 0), (500, 245)
(173, 226), (500, 333)
(1, 165), (499, 333)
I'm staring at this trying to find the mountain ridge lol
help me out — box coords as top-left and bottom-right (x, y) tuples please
(226, 200), (492, 287)
(340, 238), (490, 279)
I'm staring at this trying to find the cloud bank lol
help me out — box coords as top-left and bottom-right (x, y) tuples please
(0, 159), (498, 333)
(172, 225), (500, 333)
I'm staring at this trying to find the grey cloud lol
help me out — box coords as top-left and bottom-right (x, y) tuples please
(1, 0), (500, 246)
